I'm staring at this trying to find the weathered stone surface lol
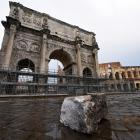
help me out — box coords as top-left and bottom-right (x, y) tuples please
(60, 93), (108, 134)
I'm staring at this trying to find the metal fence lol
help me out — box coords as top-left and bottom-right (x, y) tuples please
(0, 69), (105, 96)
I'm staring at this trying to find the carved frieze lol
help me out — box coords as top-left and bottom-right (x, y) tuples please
(30, 43), (40, 52)
(87, 55), (94, 64)
(81, 53), (87, 63)
(16, 40), (27, 50)
(22, 12), (32, 24)
(11, 7), (19, 19)
(42, 17), (48, 29)
(33, 15), (42, 27)
(15, 40), (40, 53)
(21, 11), (44, 29)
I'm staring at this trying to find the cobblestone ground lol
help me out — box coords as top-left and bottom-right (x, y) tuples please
(0, 94), (140, 140)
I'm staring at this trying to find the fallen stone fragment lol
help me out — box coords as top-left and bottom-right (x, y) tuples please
(60, 93), (108, 134)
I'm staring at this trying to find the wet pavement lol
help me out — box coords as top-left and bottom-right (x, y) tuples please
(0, 94), (140, 140)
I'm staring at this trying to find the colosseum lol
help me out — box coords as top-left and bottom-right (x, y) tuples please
(99, 62), (140, 92)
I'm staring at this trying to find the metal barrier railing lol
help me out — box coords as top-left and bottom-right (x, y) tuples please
(0, 69), (105, 95)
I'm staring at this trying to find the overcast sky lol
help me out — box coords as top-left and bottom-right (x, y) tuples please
(0, 0), (140, 67)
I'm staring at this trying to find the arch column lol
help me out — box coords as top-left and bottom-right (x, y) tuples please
(40, 29), (50, 74)
(136, 70), (139, 78)
(112, 70), (116, 79)
(119, 72), (122, 79)
(76, 42), (82, 77)
(125, 71), (128, 78)
(3, 24), (17, 69)
(93, 49), (99, 77)
(131, 71), (134, 78)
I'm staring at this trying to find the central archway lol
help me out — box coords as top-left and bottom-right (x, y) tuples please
(49, 49), (73, 75)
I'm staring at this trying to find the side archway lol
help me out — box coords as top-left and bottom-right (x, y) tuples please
(16, 58), (35, 83)
(83, 67), (92, 77)
(115, 72), (120, 80)
(17, 58), (35, 72)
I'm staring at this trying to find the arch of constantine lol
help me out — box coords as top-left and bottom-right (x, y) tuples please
(0, 1), (99, 78)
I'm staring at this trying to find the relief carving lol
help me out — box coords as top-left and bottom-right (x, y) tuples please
(22, 12), (43, 28)
(22, 12), (32, 24)
(11, 7), (19, 19)
(16, 40), (27, 50)
(81, 53), (86, 63)
(42, 17), (48, 28)
(30, 43), (40, 52)
(15, 40), (40, 53)
(87, 55), (93, 64)
(33, 15), (41, 26)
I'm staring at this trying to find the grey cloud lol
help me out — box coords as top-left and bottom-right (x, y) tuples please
(0, 0), (139, 66)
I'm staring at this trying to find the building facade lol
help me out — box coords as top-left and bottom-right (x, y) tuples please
(99, 62), (140, 92)
(0, 2), (99, 78)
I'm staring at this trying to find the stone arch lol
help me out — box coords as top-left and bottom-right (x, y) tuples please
(17, 58), (35, 72)
(133, 71), (137, 78)
(16, 58), (35, 84)
(109, 72), (113, 79)
(83, 67), (92, 77)
(127, 71), (132, 78)
(49, 49), (74, 75)
(49, 48), (74, 63)
(115, 72), (120, 80)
